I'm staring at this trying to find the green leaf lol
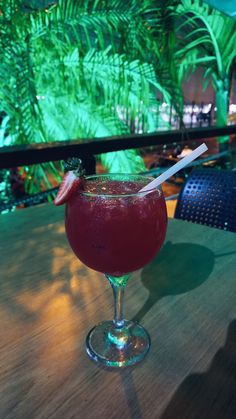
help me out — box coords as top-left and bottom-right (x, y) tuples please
(100, 149), (146, 174)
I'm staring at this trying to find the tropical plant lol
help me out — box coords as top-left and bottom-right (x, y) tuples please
(0, 0), (182, 196)
(174, 0), (236, 143)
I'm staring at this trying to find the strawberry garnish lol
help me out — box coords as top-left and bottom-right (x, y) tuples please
(54, 170), (83, 206)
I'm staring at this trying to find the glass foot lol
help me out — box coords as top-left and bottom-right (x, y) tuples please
(86, 320), (151, 367)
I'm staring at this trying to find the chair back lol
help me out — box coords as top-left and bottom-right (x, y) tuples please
(174, 168), (236, 232)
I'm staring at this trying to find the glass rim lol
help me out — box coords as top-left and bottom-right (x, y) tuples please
(80, 173), (162, 198)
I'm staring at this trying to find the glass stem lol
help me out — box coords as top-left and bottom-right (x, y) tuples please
(105, 274), (129, 328)
(112, 284), (125, 328)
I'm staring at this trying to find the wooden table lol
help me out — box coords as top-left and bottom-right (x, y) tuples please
(0, 204), (236, 419)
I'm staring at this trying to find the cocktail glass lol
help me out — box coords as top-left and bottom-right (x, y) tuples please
(65, 174), (167, 367)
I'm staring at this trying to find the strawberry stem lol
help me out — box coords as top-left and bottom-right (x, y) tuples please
(64, 158), (85, 177)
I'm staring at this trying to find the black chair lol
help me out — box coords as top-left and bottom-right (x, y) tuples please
(196, 103), (213, 126)
(174, 168), (236, 233)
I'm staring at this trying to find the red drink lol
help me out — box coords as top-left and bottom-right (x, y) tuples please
(65, 175), (167, 276)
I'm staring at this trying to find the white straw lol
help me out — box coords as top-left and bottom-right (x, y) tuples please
(139, 143), (208, 193)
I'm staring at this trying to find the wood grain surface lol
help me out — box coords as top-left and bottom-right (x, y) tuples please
(0, 204), (236, 419)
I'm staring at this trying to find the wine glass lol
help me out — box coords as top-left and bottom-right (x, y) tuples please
(65, 174), (167, 367)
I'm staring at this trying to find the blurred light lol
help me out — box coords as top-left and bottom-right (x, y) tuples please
(229, 104), (236, 113)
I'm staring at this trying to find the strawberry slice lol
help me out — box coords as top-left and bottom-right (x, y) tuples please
(54, 171), (83, 206)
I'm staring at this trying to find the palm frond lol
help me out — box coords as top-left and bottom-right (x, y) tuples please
(100, 149), (146, 174)
(0, 0), (190, 190)
(176, 0), (236, 78)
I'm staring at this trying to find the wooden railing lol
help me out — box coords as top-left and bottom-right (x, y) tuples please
(0, 125), (235, 212)
(0, 125), (235, 171)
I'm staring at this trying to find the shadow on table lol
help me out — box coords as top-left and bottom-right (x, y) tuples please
(133, 241), (214, 323)
(160, 319), (236, 419)
(119, 368), (145, 419)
